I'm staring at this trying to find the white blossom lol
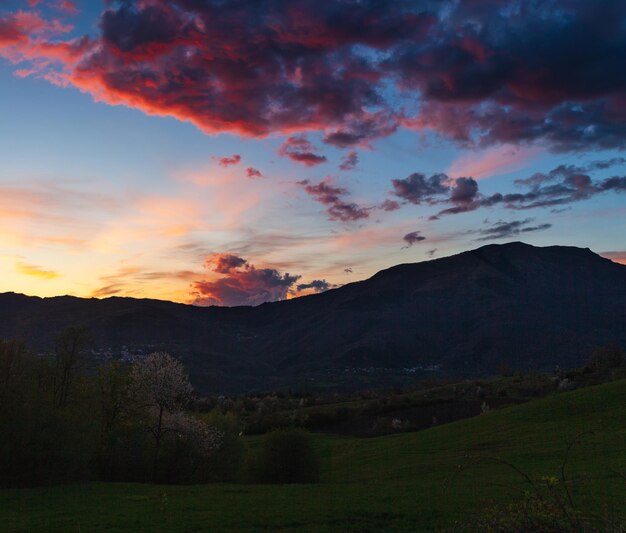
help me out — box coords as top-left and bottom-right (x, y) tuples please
(129, 351), (193, 412)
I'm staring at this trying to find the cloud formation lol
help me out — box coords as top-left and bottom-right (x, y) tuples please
(298, 178), (369, 222)
(216, 154), (241, 167)
(391, 173), (448, 205)
(279, 135), (327, 166)
(339, 151), (358, 171)
(476, 219), (552, 241)
(296, 279), (336, 293)
(245, 167), (263, 179)
(193, 253), (300, 306)
(15, 261), (59, 280)
(210, 253), (247, 274)
(53, 1), (78, 15)
(402, 231), (426, 247)
(3, 1), (626, 150)
(388, 159), (626, 220)
(89, 266), (200, 300)
(447, 144), (541, 180)
(91, 284), (123, 298)
(379, 199), (401, 212)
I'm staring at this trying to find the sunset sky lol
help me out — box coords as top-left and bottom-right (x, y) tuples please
(1, 0), (625, 305)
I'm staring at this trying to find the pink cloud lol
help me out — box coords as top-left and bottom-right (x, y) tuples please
(215, 154), (241, 167)
(447, 144), (542, 180)
(278, 135), (327, 166)
(339, 150), (358, 171)
(52, 1), (79, 15)
(2, 1), (626, 152)
(246, 167), (263, 178)
(193, 253), (300, 306)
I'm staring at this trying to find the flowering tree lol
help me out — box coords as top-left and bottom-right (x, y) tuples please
(129, 352), (194, 480)
(165, 411), (224, 456)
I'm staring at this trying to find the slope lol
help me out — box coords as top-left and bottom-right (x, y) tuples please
(1, 379), (624, 531)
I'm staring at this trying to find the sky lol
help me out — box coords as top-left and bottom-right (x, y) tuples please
(0, 0), (625, 306)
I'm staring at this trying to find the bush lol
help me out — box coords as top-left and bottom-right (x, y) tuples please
(447, 432), (624, 533)
(471, 494), (578, 532)
(154, 413), (224, 484)
(202, 411), (245, 482)
(245, 428), (320, 484)
(586, 345), (624, 372)
(97, 420), (153, 483)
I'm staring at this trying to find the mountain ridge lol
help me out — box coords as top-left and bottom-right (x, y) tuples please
(2, 242), (625, 393)
(0, 241), (613, 307)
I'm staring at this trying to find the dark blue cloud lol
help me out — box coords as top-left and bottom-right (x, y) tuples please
(9, 0), (626, 150)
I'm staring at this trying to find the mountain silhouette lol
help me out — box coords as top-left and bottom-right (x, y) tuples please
(1, 242), (625, 393)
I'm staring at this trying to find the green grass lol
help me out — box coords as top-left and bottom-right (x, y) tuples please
(2, 380), (625, 532)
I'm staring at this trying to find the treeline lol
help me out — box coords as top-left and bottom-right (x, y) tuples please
(196, 344), (626, 437)
(0, 329), (319, 488)
(2, 327), (621, 488)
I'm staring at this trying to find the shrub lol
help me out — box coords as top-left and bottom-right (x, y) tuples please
(202, 411), (245, 482)
(586, 345), (624, 372)
(245, 428), (320, 484)
(447, 432), (623, 532)
(471, 494), (578, 532)
(155, 413), (224, 484)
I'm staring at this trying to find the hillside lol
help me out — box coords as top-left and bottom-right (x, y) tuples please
(1, 242), (626, 393)
(2, 379), (624, 531)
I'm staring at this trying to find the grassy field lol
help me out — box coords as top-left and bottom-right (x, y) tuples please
(2, 380), (625, 532)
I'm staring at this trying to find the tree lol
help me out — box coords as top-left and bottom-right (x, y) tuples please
(587, 344), (624, 372)
(155, 411), (224, 483)
(97, 361), (129, 437)
(0, 339), (29, 403)
(0, 336), (97, 487)
(53, 326), (91, 407)
(96, 361), (130, 476)
(129, 352), (193, 481)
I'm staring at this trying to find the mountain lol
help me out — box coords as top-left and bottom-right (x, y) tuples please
(1, 242), (625, 393)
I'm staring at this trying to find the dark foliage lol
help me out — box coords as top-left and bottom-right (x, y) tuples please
(245, 428), (320, 484)
(0, 335), (240, 488)
(447, 432), (626, 532)
(586, 344), (625, 372)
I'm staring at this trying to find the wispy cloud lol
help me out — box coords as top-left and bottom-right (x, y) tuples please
(15, 261), (59, 280)
(475, 219), (552, 241)
(0, 182), (120, 249)
(447, 144), (541, 180)
(339, 151), (359, 172)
